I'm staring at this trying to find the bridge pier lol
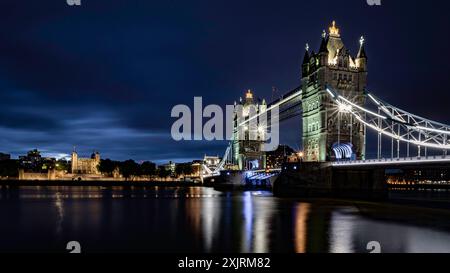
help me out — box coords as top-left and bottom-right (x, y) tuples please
(273, 162), (387, 200)
(331, 166), (387, 199)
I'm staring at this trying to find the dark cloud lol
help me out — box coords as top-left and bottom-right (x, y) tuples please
(0, 0), (449, 163)
(0, 110), (63, 131)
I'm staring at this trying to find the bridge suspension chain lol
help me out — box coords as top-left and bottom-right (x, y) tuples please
(326, 87), (450, 156)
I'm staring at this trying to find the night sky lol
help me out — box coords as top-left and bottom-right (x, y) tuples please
(1, 0), (450, 163)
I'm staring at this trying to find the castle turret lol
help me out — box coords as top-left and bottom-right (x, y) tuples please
(91, 151), (100, 162)
(71, 149), (78, 174)
(93, 152), (100, 174)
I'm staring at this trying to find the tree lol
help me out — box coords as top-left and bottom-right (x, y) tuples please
(175, 164), (184, 178)
(98, 159), (118, 176)
(27, 149), (41, 157)
(140, 161), (156, 177)
(119, 159), (140, 180)
(55, 159), (70, 172)
(182, 164), (193, 176)
(157, 166), (170, 180)
(175, 163), (194, 179)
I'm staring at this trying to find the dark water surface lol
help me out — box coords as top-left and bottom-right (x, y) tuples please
(1, 186), (450, 253)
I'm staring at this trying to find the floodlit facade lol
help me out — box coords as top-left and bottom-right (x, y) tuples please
(301, 21), (367, 162)
(71, 150), (101, 174)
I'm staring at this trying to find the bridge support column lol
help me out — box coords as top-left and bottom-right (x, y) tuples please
(391, 120), (394, 159)
(444, 135), (448, 157)
(397, 125), (400, 159)
(337, 112), (341, 145)
(377, 132), (381, 160)
(418, 131), (422, 158)
(407, 117), (411, 157)
(350, 114), (353, 145)
(377, 108), (382, 160)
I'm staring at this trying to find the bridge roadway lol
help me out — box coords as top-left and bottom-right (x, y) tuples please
(332, 155), (450, 168)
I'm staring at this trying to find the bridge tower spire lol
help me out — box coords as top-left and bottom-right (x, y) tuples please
(301, 21), (367, 162)
(356, 36), (367, 71)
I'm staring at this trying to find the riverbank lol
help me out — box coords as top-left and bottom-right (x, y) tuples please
(0, 179), (200, 187)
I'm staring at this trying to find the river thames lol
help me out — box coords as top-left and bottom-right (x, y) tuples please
(1, 186), (450, 253)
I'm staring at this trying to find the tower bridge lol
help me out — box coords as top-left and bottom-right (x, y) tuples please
(203, 21), (450, 193)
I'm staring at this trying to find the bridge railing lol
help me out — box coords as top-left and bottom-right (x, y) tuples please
(332, 155), (450, 166)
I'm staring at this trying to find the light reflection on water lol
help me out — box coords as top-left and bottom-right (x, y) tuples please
(55, 192), (64, 236)
(0, 186), (450, 253)
(294, 203), (310, 253)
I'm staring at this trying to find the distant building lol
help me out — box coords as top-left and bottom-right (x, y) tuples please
(19, 149), (43, 170)
(162, 161), (176, 175)
(19, 149), (41, 163)
(191, 160), (202, 178)
(18, 149), (56, 173)
(203, 155), (220, 168)
(266, 145), (295, 169)
(0, 153), (11, 161)
(71, 150), (100, 174)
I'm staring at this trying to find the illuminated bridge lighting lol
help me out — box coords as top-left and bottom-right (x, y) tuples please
(332, 155), (450, 167)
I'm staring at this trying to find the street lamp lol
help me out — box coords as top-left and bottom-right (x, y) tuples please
(297, 151), (304, 163)
(338, 103), (352, 113)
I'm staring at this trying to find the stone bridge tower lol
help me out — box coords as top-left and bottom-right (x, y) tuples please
(232, 90), (267, 170)
(301, 21), (367, 162)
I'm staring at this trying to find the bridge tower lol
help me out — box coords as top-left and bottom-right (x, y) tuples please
(232, 90), (267, 170)
(301, 21), (367, 162)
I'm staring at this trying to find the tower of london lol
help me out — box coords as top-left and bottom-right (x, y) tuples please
(71, 150), (101, 174)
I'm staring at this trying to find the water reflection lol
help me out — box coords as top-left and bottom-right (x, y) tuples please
(294, 203), (310, 253)
(241, 192), (253, 252)
(240, 192), (274, 253)
(55, 192), (64, 235)
(329, 209), (358, 253)
(201, 188), (221, 252)
(330, 210), (450, 253)
(252, 194), (274, 253)
(0, 186), (450, 253)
